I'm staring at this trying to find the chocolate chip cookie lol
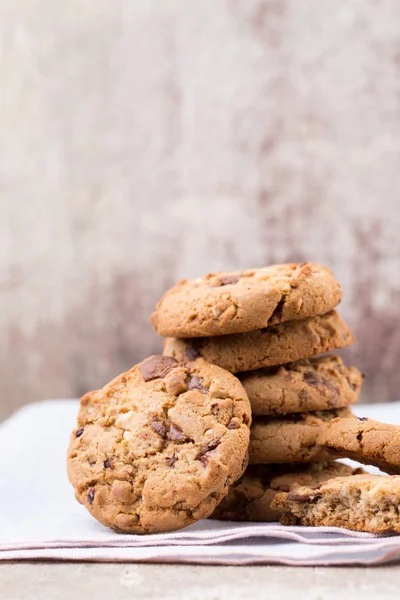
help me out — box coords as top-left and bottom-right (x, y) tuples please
(210, 461), (363, 522)
(240, 355), (362, 416)
(67, 355), (251, 534)
(163, 311), (354, 373)
(151, 262), (342, 337)
(319, 415), (400, 474)
(272, 474), (400, 533)
(249, 408), (352, 464)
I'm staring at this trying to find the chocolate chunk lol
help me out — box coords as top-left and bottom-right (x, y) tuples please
(322, 378), (340, 400)
(165, 453), (178, 467)
(167, 423), (187, 442)
(196, 438), (220, 467)
(303, 372), (340, 402)
(212, 274), (241, 287)
(187, 375), (208, 392)
(75, 428), (84, 437)
(139, 355), (178, 381)
(87, 489), (95, 504)
(104, 458), (114, 469)
(227, 419), (239, 429)
(269, 297), (285, 323)
(303, 371), (322, 387)
(358, 416), (369, 421)
(197, 454), (208, 468)
(151, 419), (167, 437)
(184, 341), (202, 361)
(205, 438), (220, 452)
(288, 492), (322, 503)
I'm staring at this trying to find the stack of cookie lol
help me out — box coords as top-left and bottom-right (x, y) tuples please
(152, 263), (366, 522)
(67, 262), (400, 535)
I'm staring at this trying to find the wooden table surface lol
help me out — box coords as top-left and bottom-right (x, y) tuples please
(2, 563), (400, 599)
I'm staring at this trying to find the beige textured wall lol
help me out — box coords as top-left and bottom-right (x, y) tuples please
(1, 0), (400, 419)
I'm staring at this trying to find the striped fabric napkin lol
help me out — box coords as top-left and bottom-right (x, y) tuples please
(1, 399), (400, 565)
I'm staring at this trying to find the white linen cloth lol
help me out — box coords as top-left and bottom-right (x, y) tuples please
(2, 399), (400, 565)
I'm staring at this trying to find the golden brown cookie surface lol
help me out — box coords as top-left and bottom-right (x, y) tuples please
(210, 461), (362, 522)
(249, 408), (352, 464)
(163, 311), (354, 373)
(240, 355), (362, 416)
(152, 262), (342, 338)
(67, 356), (251, 534)
(319, 415), (400, 474)
(272, 474), (400, 533)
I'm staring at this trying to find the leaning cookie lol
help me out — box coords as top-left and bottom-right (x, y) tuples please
(210, 462), (363, 522)
(240, 355), (362, 416)
(151, 262), (342, 338)
(249, 408), (352, 464)
(68, 355), (251, 534)
(272, 474), (400, 533)
(319, 416), (400, 475)
(164, 311), (354, 373)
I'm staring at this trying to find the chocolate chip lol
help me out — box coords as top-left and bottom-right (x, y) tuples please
(165, 453), (178, 467)
(87, 489), (95, 504)
(268, 297), (285, 323)
(205, 438), (220, 452)
(303, 372), (339, 403)
(104, 458), (114, 469)
(303, 371), (322, 387)
(198, 454), (208, 468)
(358, 417), (369, 421)
(187, 375), (208, 392)
(151, 419), (167, 437)
(167, 423), (187, 443)
(75, 428), (84, 437)
(139, 355), (178, 382)
(184, 341), (202, 361)
(227, 419), (239, 429)
(322, 379), (340, 399)
(196, 438), (220, 467)
(212, 274), (241, 287)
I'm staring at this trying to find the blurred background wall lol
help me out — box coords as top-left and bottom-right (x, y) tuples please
(1, 0), (400, 420)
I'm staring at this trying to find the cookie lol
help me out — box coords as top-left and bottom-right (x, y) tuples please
(151, 262), (342, 338)
(272, 474), (400, 533)
(67, 355), (251, 534)
(249, 408), (353, 464)
(319, 415), (400, 475)
(210, 462), (363, 522)
(240, 355), (362, 416)
(163, 311), (354, 374)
